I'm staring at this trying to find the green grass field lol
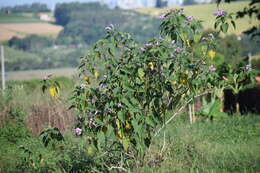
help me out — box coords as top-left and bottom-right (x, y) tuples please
(0, 13), (43, 24)
(136, 1), (258, 35)
(139, 115), (260, 172)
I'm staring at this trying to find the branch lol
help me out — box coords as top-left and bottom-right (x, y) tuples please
(154, 90), (212, 137)
(107, 166), (127, 172)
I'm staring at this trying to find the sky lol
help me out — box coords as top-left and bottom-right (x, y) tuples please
(0, 0), (162, 9)
(0, 0), (198, 9)
(0, 0), (98, 8)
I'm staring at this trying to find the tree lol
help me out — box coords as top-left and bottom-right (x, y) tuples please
(182, 0), (198, 6)
(155, 0), (168, 8)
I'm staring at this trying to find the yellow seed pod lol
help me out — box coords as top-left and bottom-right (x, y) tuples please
(117, 130), (124, 139)
(83, 76), (90, 84)
(94, 71), (99, 79)
(125, 120), (131, 130)
(116, 119), (121, 129)
(208, 50), (216, 59)
(148, 62), (154, 70)
(49, 87), (58, 98)
(138, 68), (145, 78)
(86, 145), (95, 155)
(180, 76), (188, 86)
(186, 40), (191, 47)
(40, 158), (44, 163)
(170, 80), (177, 86)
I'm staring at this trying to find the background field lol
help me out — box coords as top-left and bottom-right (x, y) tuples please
(0, 12), (62, 42)
(0, 13), (42, 24)
(136, 1), (258, 35)
(5, 68), (77, 81)
(0, 23), (62, 42)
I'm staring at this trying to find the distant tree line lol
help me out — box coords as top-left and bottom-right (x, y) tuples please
(0, 3), (50, 13)
(54, 2), (161, 45)
(156, 0), (168, 8)
(8, 35), (53, 52)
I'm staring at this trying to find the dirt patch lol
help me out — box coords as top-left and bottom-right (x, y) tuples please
(0, 23), (63, 41)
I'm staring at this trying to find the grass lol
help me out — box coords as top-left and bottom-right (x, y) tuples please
(0, 13), (42, 24)
(136, 1), (258, 35)
(0, 78), (260, 172)
(140, 115), (260, 172)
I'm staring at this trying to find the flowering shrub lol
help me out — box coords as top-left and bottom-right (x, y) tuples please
(34, 8), (257, 171)
(213, 9), (236, 33)
(69, 9), (228, 169)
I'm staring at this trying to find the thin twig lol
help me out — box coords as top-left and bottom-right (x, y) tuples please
(160, 131), (166, 153)
(107, 166), (127, 172)
(154, 101), (189, 137)
(154, 90), (212, 137)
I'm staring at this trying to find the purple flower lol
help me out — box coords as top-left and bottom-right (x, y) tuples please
(80, 84), (87, 89)
(159, 14), (165, 19)
(88, 117), (95, 127)
(184, 20), (189, 25)
(245, 64), (251, 70)
(74, 128), (82, 136)
(209, 65), (216, 72)
(201, 37), (208, 41)
(213, 10), (227, 16)
(43, 75), (49, 80)
(99, 83), (105, 89)
(144, 42), (153, 48)
(105, 24), (114, 31)
(187, 15), (193, 21)
(117, 103), (124, 108)
(179, 8), (184, 14)
(140, 47), (145, 52)
(105, 108), (113, 114)
(208, 33), (214, 38)
(174, 47), (182, 52)
(169, 53), (174, 57)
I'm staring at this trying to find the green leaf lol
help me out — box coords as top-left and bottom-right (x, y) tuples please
(214, 19), (221, 29)
(130, 98), (139, 106)
(97, 131), (106, 150)
(131, 119), (142, 137)
(138, 68), (145, 78)
(122, 138), (130, 151)
(231, 20), (236, 29)
(121, 97), (132, 107)
(118, 111), (125, 122)
(221, 23), (229, 33)
(145, 116), (156, 127)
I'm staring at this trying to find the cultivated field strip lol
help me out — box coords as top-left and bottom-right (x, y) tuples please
(0, 23), (63, 41)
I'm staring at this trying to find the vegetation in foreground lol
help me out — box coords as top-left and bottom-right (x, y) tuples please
(1, 78), (260, 172)
(1, 3), (260, 173)
(1, 104), (260, 172)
